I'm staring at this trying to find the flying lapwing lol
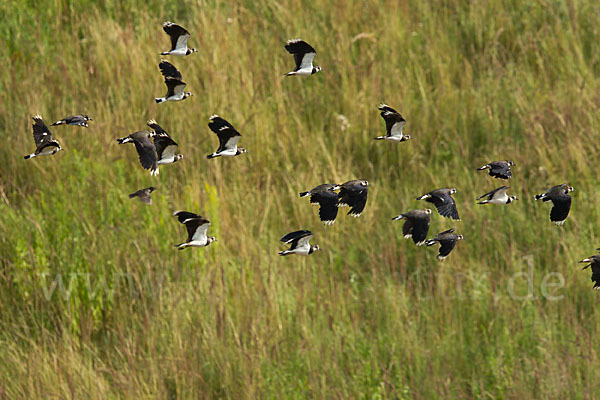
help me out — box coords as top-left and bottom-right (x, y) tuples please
(160, 21), (197, 56)
(392, 209), (432, 246)
(116, 131), (159, 176)
(476, 186), (518, 205)
(206, 115), (247, 158)
(477, 161), (515, 179)
(129, 187), (156, 205)
(51, 114), (92, 128)
(24, 115), (63, 159)
(155, 60), (192, 103)
(278, 230), (320, 256)
(338, 180), (369, 217)
(299, 184), (341, 225)
(580, 252), (600, 290)
(416, 188), (460, 220)
(284, 39), (321, 76)
(425, 228), (464, 261)
(146, 120), (183, 165)
(534, 184), (574, 225)
(172, 211), (216, 249)
(374, 104), (411, 142)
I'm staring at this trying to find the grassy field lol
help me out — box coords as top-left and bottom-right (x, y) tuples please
(1, 0), (600, 397)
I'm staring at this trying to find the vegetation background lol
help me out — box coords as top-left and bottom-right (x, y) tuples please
(1, 0), (599, 398)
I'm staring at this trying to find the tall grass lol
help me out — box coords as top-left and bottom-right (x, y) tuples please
(1, 0), (600, 397)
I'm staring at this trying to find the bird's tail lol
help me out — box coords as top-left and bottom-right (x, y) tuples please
(278, 250), (293, 256)
(155, 98), (166, 104)
(477, 165), (489, 170)
(534, 193), (545, 200)
(174, 243), (189, 250)
(477, 200), (489, 205)
(160, 52), (169, 55)
(580, 259), (592, 268)
(425, 239), (436, 247)
(374, 136), (386, 140)
(150, 168), (159, 176)
(392, 214), (405, 221)
(24, 153), (36, 160)
(416, 194), (430, 200)
(117, 137), (132, 144)
(299, 191), (310, 197)
(284, 71), (296, 76)
(51, 121), (65, 126)
(128, 193), (136, 199)
(206, 153), (219, 159)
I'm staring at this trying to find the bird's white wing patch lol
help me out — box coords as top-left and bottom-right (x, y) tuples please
(224, 135), (241, 150)
(192, 222), (210, 243)
(390, 120), (406, 137)
(161, 144), (177, 161)
(296, 235), (312, 250)
(175, 33), (190, 50)
(300, 52), (316, 70)
(173, 82), (185, 96)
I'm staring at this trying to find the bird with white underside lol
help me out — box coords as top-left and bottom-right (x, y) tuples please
(284, 39), (321, 76)
(160, 21), (197, 56)
(206, 115), (247, 159)
(278, 230), (320, 256)
(24, 115), (63, 160)
(172, 211), (216, 249)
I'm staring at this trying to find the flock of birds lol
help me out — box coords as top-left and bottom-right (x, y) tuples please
(20, 22), (599, 288)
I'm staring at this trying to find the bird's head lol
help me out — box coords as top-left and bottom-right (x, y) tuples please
(360, 180), (369, 187)
(148, 187), (157, 192)
(207, 237), (217, 245)
(457, 234), (464, 240)
(311, 245), (320, 253)
(507, 160), (515, 166)
(508, 195), (518, 203)
(184, 92), (193, 99)
(174, 154), (184, 162)
(83, 115), (92, 121)
(237, 148), (247, 155)
(450, 188), (457, 194)
(567, 185), (575, 193)
(313, 66), (322, 74)
(424, 208), (433, 214)
(402, 135), (412, 141)
(187, 48), (198, 55)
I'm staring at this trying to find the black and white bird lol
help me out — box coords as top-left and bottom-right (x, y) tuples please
(129, 187), (156, 205)
(580, 252), (600, 290)
(338, 180), (369, 217)
(392, 209), (432, 246)
(116, 131), (159, 176)
(160, 21), (197, 56)
(155, 60), (192, 103)
(172, 211), (216, 249)
(299, 184), (341, 225)
(278, 230), (320, 256)
(416, 188), (459, 220)
(374, 104), (411, 142)
(425, 228), (464, 261)
(284, 39), (321, 76)
(534, 184), (574, 225)
(24, 115), (63, 159)
(51, 114), (92, 128)
(477, 161), (515, 179)
(146, 120), (183, 164)
(206, 115), (247, 159)
(476, 186), (518, 205)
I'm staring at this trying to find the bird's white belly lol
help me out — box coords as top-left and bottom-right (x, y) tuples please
(218, 148), (237, 157)
(188, 240), (207, 247)
(169, 48), (187, 56)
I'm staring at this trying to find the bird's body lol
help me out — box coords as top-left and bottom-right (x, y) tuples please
(155, 60), (192, 103)
(425, 228), (464, 261)
(392, 209), (432, 246)
(416, 188), (459, 220)
(129, 187), (156, 204)
(24, 115), (63, 159)
(284, 39), (321, 76)
(146, 120), (183, 165)
(337, 180), (369, 217)
(161, 22), (197, 56)
(173, 211), (216, 249)
(51, 114), (92, 128)
(299, 184), (341, 225)
(580, 253), (600, 290)
(476, 186), (517, 205)
(116, 130), (159, 176)
(477, 160), (515, 179)
(278, 230), (319, 256)
(206, 115), (246, 159)
(534, 184), (574, 225)
(374, 104), (411, 142)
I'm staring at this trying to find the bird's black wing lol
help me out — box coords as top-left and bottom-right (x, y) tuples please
(209, 116), (241, 152)
(489, 162), (511, 179)
(32, 115), (53, 145)
(477, 186), (509, 201)
(159, 60), (183, 80)
(132, 135), (158, 171)
(438, 239), (458, 259)
(163, 22), (190, 51)
(549, 193), (571, 223)
(153, 135), (178, 159)
(378, 104), (405, 136)
(285, 40), (316, 70)
(431, 192), (459, 220)
(280, 230), (312, 244)
(339, 185), (368, 217)
(410, 214), (431, 245)
(314, 191), (339, 224)
(184, 218), (210, 242)
(146, 120), (169, 136)
(590, 261), (600, 289)
(173, 211), (202, 224)
(165, 79), (186, 98)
